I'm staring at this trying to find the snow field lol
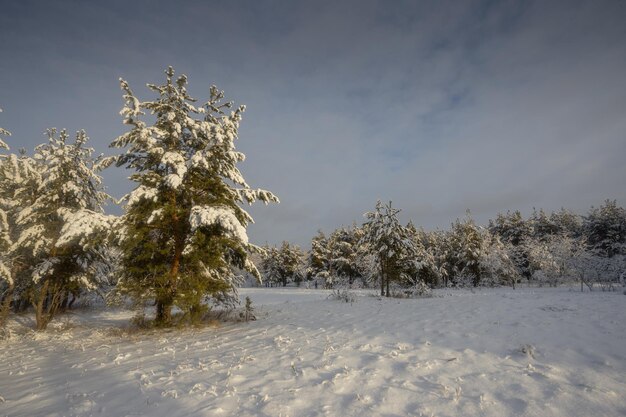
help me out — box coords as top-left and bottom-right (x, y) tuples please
(0, 287), (625, 416)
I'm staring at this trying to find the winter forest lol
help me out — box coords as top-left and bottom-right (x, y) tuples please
(2, 1), (626, 415)
(1, 71), (624, 331)
(1, 68), (625, 416)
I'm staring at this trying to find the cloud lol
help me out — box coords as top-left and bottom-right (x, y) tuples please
(1, 0), (625, 246)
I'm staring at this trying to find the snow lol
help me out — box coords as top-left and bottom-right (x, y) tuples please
(125, 185), (158, 207)
(161, 151), (187, 178)
(0, 262), (11, 286)
(189, 206), (248, 244)
(165, 173), (183, 189)
(1, 286), (625, 416)
(56, 209), (117, 249)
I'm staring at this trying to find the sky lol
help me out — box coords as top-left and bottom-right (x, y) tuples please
(1, 0), (625, 247)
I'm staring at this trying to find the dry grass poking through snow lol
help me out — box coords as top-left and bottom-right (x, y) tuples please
(1, 287), (625, 416)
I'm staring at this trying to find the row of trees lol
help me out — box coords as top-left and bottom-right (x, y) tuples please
(1, 68), (624, 329)
(259, 201), (626, 295)
(0, 68), (278, 330)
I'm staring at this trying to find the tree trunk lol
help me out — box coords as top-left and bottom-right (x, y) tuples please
(156, 299), (173, 325)
(157, 247), (181, 326)
(0, 283), (14, 328)
(59, 291), (69, 312)
(35, 279), (50, 331)
(34, 280), (64, 331)
(380, 260), (385, 296)
(386, 273), (390, 297)
(158, 190), (184, 327)
(581, 270), (585, 292)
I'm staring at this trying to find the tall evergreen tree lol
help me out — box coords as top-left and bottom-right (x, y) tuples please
(0, 113), (14, 326)
(489, 210), (531, 246)
(550, 208), (582, 238)
(360, 201), (415, 296)
(307, 226), (365, 288)
(489, 210), (532, 278)
(584, 200), (626, 257)
(308, 230), (331, 283)
(479, 231), (519, 288)
(450, 211), (483, 286)
(530, 208), (559, 240)
(428, 230), (453, 287)
(111, 67), (278, 325)
(261, 242), (303, 287)
(11, 129), (113, 330)
(326, 225), (364, 286)
(0, 150), (41, 326)
(404, 222), (439, 287)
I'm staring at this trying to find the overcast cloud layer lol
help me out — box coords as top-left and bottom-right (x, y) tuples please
(1, 0), (625, 246)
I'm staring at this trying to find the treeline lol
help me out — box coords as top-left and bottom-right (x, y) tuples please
(0, 68), (278, 331)
(259, 200), (626, 295)
(1, 69), (624, 332)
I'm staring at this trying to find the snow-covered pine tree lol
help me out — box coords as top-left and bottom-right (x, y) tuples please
(584, 200), (626, 258)
(450, 211), (484, 286)
(308, 230), (331, 284)
(0, 149), (42, 326)
(488, 210), (532, 278)
(11, 129), (114, 330)
(550, 208), (582, 238)
(360, 200), (415, 297)
(523, 236), (561, 286)
(479, 230), (519, 288)
(530, 208), (559, 241)
(329, 225), (362, 285)
(0, 114), (14, 326)
(404, 222), (439, 288)
(428, 230), (453, 287)
(111, 67), (278, 325)
(0, 209), (10, 328)
(489, 210), (532, 246)
(260, 242), (303, 287)
(260, 246), (281, 287)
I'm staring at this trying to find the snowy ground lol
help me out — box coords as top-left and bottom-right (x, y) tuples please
(1, 286), (625, 417)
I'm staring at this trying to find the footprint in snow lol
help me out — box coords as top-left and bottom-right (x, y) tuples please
(161, 389), (179, 399)
(114, 353), (131, 364)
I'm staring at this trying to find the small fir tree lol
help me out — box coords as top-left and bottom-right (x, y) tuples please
(450, 211), (483, 286)
(242, 295), (255, 321)
(360, 200), (416, 297)
(308, 230), (331, 284)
